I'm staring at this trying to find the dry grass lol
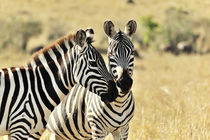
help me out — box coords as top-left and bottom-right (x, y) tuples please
(1, 0), (210, 139)
(1, 51), (210, 140)
(130, 52), (210, 140)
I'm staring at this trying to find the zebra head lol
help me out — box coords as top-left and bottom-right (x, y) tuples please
(73, 29), (118, 102)
(104, 20), (137, 94)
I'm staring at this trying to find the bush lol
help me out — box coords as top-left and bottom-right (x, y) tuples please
(139, 16), (159, 49)
(0, 16), (42, 50)
(162, 7), (194, 48)
(194, 18), (210, 53)
(47, 20), (68, 41)
(149, 7), (197, 54)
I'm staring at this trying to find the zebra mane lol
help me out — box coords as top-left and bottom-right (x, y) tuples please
(27, 33), (76, 66)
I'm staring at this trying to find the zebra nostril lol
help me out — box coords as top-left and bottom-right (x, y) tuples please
(117, 72), (133, 94)
(118, 76), (124, 83)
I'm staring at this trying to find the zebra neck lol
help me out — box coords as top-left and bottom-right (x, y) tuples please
(112, 91), (132, 107)
(27, 38), (76, 90)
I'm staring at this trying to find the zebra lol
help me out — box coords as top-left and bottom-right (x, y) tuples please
(0, 28), (118, 140)
(45, 20), (137, 140)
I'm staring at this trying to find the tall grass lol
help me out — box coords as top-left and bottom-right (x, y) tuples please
(1, 51), (210, 140)
(129, 52), (210, 139)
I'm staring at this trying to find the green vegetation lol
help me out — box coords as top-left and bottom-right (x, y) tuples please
(163, 8), (193, 43)
(138, 7), (209, 53)
(139, 16), (158, 49)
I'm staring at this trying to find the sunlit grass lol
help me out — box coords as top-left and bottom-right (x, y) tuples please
(129, 52), (210, 140)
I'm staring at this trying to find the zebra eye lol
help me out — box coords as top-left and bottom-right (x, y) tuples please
(108, 51), (113, 56)
(89, 60), (97, 67)
(109, 50), (115, 56)
(131, 50), (135, 55)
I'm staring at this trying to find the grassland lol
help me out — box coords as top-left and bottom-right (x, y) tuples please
(130, 52), (210, 139)
(1, 0), (210, 139)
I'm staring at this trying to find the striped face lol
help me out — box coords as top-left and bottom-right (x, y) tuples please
(107, 31), (134, 79)
(73, 29), (118, 102)
(104, 20), (137, 94)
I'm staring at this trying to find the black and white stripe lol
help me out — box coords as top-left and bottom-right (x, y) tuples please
(104, 20), (137, 94)
(47, 83), (134, 140)
(0, 29), (118, 140)
(46, 20), (137, 140)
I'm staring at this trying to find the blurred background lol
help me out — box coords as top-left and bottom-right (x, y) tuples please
(1, 0), (210, 139)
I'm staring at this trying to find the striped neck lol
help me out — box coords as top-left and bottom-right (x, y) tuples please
(27, 34), (77, 89)
(112, 91), (132, 106)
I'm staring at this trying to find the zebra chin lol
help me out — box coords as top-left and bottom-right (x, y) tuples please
(100, 80), (118, 103)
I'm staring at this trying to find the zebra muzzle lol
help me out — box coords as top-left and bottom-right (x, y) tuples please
(117, 70), (133, 94)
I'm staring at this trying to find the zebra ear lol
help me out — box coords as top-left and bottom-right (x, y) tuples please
(124, 19), (137, 37)
(104, 20), (116, 38)
(85, 27), (94, 43)
(75, 29), (86, 47)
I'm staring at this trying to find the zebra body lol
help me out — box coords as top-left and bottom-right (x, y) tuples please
(47, 84), (134, 140)
(45, 20), (137, 140)
(0, 29), (118, 139)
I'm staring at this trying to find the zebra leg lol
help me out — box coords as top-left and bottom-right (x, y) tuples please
(49, 133), (66, 140)
(3, 135), (11, 140)
(9, 126), (42, 140)
(112, 125), (129, 140)
(28, 132), (42, 140)
(54, 135), (66, 140)
(41, 128), (65, 140)
(10, 133), (29, 140)
(49, 133), (55, 140)
(40, 128), (54, 140)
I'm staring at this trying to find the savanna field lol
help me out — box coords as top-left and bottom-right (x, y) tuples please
(1, 0), (210, 139)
